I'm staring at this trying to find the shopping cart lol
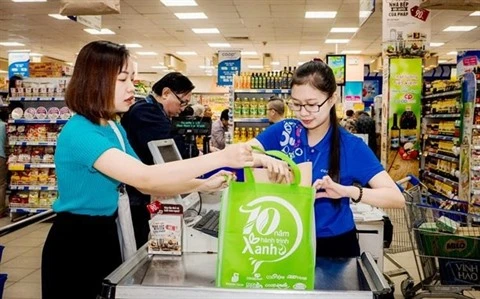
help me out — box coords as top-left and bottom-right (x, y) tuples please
(398, 176), (480, 299)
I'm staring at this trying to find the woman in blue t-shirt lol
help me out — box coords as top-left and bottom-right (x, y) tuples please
(41, 41), (254, 299)
(249, 60), (404, 258)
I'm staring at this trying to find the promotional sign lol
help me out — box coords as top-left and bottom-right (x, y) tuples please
(387, 58), (422, 180)
(217, 50), (241, 86)
(363, 80), (380, 103)
(326, 55), (346, 86)
(382, 0), (431, 56)
(8, 51), (30, 78)
(344, 81), (363, 111)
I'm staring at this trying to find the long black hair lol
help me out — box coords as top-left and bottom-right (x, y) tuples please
(291, 61), (340, 182)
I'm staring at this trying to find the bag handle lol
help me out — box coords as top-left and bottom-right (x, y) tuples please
(244, 146), (301, 186)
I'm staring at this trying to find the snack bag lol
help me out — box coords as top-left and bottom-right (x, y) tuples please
(216, 149), (316, 290)
(147, 202), (183, 255)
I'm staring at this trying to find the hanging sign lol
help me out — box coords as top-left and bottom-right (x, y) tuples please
(217, 50), (241, 86)
(8, 51), (30, 78)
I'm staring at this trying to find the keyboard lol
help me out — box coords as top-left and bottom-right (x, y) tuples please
(193, 210), (220, 238)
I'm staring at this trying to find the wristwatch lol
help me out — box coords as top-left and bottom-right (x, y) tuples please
(351, 183), (363, 203)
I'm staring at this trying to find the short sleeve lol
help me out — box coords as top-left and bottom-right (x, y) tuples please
(349, 137), (384, 186)
(255, 121), (285, 151)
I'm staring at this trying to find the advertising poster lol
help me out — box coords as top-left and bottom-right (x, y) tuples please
(8, 51), (30, 78)
(387, 58), (422, 180)
(217, 50), (241, 86)
(382, 0), (431, 56)
(326, 55), (346, 85)
(363, 80), (380, 104)
(344, 81), (363, 111)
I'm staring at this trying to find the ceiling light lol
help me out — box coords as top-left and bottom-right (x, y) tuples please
(29, 52), (43, 57)
(12, 0), (47, 2)
(151, 65), (167, 69)
(192, 28), (219, 34)
(241, 51), (257, 55)
(0, 42), (25, 46)
(248, 65), (263, 69)
(439, 60), (448, 63)
(298, 62), (306, 65)
(299, 50), (319, 55)
(124, 43), (142, 48)
(137, 52), (158, 56)
(160, 0), (197, 6)
(208, 43), (230, 48)
(430, 42), (444, 47)
(176, 51), (197, 55)
(447, 51), (458, 55)
(199, 65), (215, 69)
(271, 61), (280, 66)
(469, 11), (480, 16)
(305, 11), (337, 18)
(341, 50), (362, 54)
(48, 14), (69, 20)
(175, 12), (207, 19)
(443, 26), (477, 32)
(359, 11), (372, 18)
(331, 27), (358, 33)
(84, 28), (115, 35)
(325, 39), (350, 43)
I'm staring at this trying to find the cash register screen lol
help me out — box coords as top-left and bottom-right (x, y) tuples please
(147, 139), (183, 164)
(158, 144), (179, 163)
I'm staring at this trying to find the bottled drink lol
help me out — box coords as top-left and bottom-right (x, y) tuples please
(391, 113), (400, 149)
(400, 106), (417, 145)
(247, 127), (254, 140)
(245, 72), (251, 89)
(240, 127), (247, 142)
(281, 66), (289, 89)
(234, 97), (242, 117)
(250, 97), (258, 118)
(254, 127), (261, 137)
(233, 127), (240, 143)
(287, 67), (293, 88)
(252, 73), (257, 89)
(241, 97), (249, 118)
(260, 72), (266, 89)
(257, 97), (266, 117)
(224, 131), (233, 146)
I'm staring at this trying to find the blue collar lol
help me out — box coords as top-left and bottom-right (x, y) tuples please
(299, 123), (333, 152)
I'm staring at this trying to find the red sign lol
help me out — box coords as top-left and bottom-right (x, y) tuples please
(404, 93), (413, 100)
(410, 6), (429, 22)
(463, 56), (478, 66)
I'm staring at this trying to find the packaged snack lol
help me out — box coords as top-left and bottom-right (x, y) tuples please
(10, 172), (21, 185)
(29, 169), (39, 185)
(147, 203), (183, 255)
(29, 191), (40, 205)
(16, 88), (25, 97)
(17, 147), (31, 163)
(38, 169), (49, 185)
(32, 87), (39, 97)
(24, 107), (36, 120)
(47, 107), (60, 120)
(10, 88), (17, 97)
(31, 147), (44, 163)
(39, 87), (47, 97)
(36, 107), (47, 119)
(47, 191), (58, 204)
(39, 191), (50, 206)
(9, 193), (22, 204)
(11, 107), (23, 120)
(36, 124), (48, 141)
(19, 171), (31, 185)
(47, 169), (56, 186)
(25, 87), (33, 97)
(16, 125), (26, 140)
(59, 107), (71, 120)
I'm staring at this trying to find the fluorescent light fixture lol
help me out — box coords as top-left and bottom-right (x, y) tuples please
(0, 70), (8, 74)
(29, 52), (43, 57)
(430, 42), (444, 47)
(470, 11), (480, 16)
(84, 28), (115, 35)
(447, 51), (458, 55)
(199, 65), (215, 69)
(439, 60), (448, 63)
(443, 26), (477, 32)
(299, 50), (319, 55)
(175, 12), (207, 19)
(124, 43), (142, 48)
(160, 0), (197, 6)
(176, 51), (197, 55)
(359, 10), (372, 18)
(341, 50), (362, 54)
(48, 14), (69, 20)
(0, 42), (25, 46)
(271, 61), (280, 66)
(241, 51), (257, 55)
(325, 39), (349, 43)
(12, 0), (46, 2)
(137, 51), (158, 56)
(248, 65), (263, 69)
(192, 28), (219, 34)
(208, 43), (230, 48)
(151, 65), (167, 69)
(305, 11), (337, 18)
(331, 27), (358, 33)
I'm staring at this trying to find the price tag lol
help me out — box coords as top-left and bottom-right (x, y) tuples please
(9, 163), (25, 171)
(410, 6), (430, 22)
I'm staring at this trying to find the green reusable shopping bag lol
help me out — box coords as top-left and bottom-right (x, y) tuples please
(216, 149), (316, 290)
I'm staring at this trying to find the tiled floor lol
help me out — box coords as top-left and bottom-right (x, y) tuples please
(0, 216), (479, 299)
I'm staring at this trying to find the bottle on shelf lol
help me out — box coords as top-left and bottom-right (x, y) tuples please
(250, 97), (258, 118)
(287, 67), (293, 87)
(233, 127), (240, 143)
(257, 97), (266, 117)
(281, 67), (289, 89)
(234, 97), (242, 118)
(241, 97), (249, 118)
(400, 105), (417, 145)
(391, 113), (400, 149)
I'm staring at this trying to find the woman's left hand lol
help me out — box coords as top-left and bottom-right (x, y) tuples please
(312, 175), (348, 199)
(198, 170), (235, 192)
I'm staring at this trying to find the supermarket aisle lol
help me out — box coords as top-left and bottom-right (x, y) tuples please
(0, 219), (479, 299)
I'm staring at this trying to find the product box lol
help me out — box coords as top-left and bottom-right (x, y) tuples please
(419, 227), (480, 259)
(147, 203), (183, 255)
(439, 258), (480, 285)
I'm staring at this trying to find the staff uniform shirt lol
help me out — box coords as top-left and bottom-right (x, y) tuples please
(53, 114), (138, 216)
(256, 119), (384, 238)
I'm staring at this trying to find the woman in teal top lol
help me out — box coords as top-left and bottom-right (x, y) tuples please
(41, 41), (254, 299)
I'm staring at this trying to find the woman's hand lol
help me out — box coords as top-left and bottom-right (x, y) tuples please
(220, 143), (254, 168)
(312, 175), (348, 199)
(254, 154), (291, 184)
(197, 170), (235, 192)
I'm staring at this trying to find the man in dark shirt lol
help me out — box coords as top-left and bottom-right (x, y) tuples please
(121, 72), (195, 248)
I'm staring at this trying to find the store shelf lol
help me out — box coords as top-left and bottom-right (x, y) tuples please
(426, 152), (459, 163)
(423, 90), (461, 99)
(8, 119), (68, 124)
(234, 118), (270, 123)
(424, 171), (459, 187)
(425, 168), (458, 181)
(424, 113), (461, 119)
(234, 89), (291, 94)
(9, 206), (50, 214)
(426, 187), (455, 201)
(9, 141), (57, 146)
(9, 96), (65, 102)
(8, 163), (55, 171)
(9, 185), (57, 191)
(425, 134), (458, 141)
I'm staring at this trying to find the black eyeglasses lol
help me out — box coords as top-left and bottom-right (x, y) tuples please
(172, 91), (189, 107)
(287, 97), (330, 113)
